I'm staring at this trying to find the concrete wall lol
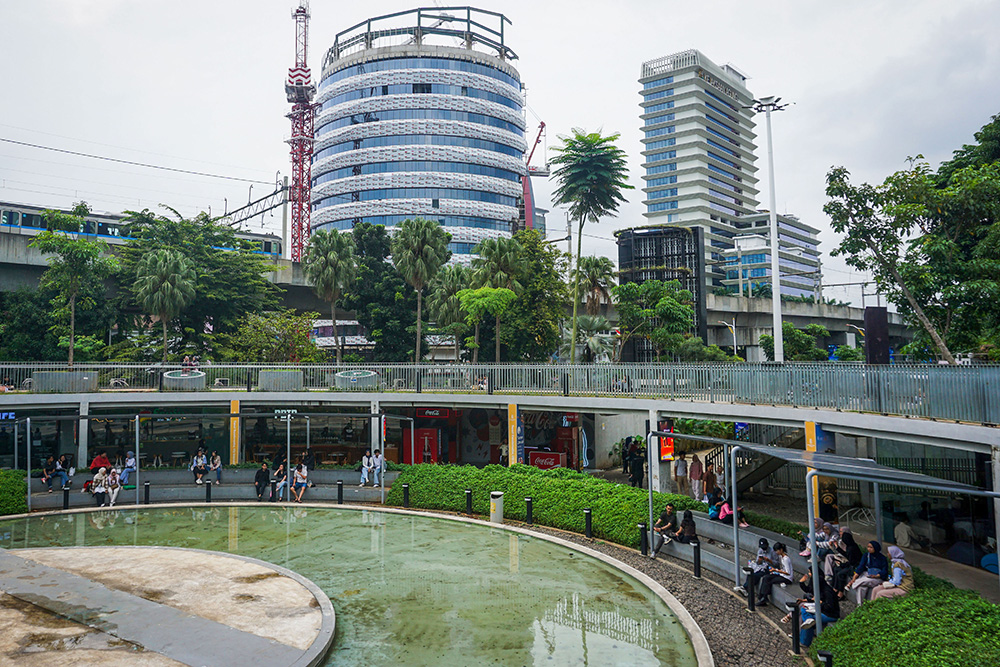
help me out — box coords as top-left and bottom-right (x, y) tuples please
(593, 412), (648, 468)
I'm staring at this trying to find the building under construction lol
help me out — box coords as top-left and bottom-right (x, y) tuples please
(310, 7), (528, 262)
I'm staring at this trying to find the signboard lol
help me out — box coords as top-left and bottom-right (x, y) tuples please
(507, 403), (524, 465)
(229, 400), (240, 463)
(529, 451), (566, 469)
(0, 412), (14, 421)
(416, 408), (450, 418)
(658, 419), (675, 461)
(805, 421), (839, 524)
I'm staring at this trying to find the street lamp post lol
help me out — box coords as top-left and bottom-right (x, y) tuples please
(749, 96), (788, 362)
(718, 320), (737, 357)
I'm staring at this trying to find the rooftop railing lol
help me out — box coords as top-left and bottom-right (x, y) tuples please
(1, 362), (998, 426)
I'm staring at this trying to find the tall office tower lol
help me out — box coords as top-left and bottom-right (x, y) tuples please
(311, 8), (526, 262)
(639, 50), (759, 289)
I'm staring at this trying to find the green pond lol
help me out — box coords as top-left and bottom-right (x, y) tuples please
(0, 506), (698, 666)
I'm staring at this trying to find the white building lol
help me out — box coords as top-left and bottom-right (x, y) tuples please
(722, 212), (822, 299)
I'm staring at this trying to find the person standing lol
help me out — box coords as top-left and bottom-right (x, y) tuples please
(689, 454), (703, 501)
(621, 436), (632, 475)
(701, 463), (718, 503)
(673, 453), (690, 496)
(254, 463), (270, 501)
(372, 450), (385, 488)
(360, 450), (373, 486)
(628, 445), (645, 488)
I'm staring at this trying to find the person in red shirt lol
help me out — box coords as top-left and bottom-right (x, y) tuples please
(89, 451), (111, 475)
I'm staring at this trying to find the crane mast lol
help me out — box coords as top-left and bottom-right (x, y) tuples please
(286, 1), (317, 261)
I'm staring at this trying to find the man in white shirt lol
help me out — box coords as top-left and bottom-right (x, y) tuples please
(360, 450), (372, 486)
(756, 542), (794, 607)
(372, 450), (385, 488)
(673, 453), (690, 497)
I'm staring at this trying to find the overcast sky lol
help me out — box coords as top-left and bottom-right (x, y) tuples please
(2, 0), (998, 306)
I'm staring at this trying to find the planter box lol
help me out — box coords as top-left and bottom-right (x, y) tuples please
(258, 370), (304, 392)
(162, 370), (206, 391)
(333, 369), (379, 390)
(32, 371), (99, 393)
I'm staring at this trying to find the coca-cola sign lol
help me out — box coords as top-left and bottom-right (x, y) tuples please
(529, 451), (565, 470)
(417, 408), (450, 418)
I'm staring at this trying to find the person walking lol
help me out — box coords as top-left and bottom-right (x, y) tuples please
(673, 452), (690, 496)
(360, 450), (373, 486)
(689, 454), (703, 501)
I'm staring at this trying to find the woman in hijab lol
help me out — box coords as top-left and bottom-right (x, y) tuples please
(674, 510), (698, 544)
(848, 540), (889, 604)
(92, 467), (109, 508)
(828, 528), (863, 595)
(871, 545), (914, 600)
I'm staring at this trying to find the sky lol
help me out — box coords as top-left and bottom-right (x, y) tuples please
(1, 0), (998, 306)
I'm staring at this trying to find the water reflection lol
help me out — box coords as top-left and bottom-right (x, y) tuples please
(0, 508), (697, 666)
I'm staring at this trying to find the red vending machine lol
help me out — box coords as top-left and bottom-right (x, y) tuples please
(402, 428), (440, 464)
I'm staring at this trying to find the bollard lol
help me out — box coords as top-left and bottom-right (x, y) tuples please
(639, 523), (648, 556)
(790, 601), (801, 654)
(337, 480), (343, 505)
(489, 491), (504, 524)
(205, 481), (211, 503)
(817, 651), (833, 666)
(465, 489), (473, 515)
(747, 585), (756, 612)
(143, 481), (150, 505)
(270, 480), (277, 502)
(62, 487), (70, 510)
(402, 483), (410, 508)
(525, 497), (533, 525)
(692, 540), (702, 579)
(584, 508), (592, 538)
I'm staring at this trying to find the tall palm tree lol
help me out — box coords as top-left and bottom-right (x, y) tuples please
(472, 236), (526, 362)
(304, 229), (357, 364)
(575, 255), (617, 316)
(392, 218), (451, 362)
(134, 248), (196, 363)
(551, 129), (632, 362)
(427, 263), (471, 362)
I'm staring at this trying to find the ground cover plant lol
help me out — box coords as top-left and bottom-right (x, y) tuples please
(0, 470), (28, 516)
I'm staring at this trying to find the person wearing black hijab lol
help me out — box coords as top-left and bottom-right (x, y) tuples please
(826, 528), (863, 594)
(848, 540), (889, 604)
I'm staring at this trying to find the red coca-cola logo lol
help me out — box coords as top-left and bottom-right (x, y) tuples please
(529, 451), (565, 469)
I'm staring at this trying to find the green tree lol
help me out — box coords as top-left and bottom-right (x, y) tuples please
(833, 344), (864, 362)
(342, 223), (418, 361)
(675, 337), (738, 362)
(114, 207), (280, 360)
(936, 112), (1000, 186)
(29, 203), (118, 365)
(760, 322), (829, 362)
(133, 249), (196, 363)
(551, 129), (632, 362)
(472, 236), (526, 362)
(0, 288), (62, 361)
(575, 255), (617, 316)
(227, 310), (326, 363)
(427, 263), (471, 362)
(503, 230), (568, 362)
(560, 315), (614, 362)
(457, 287), (516, 363)
(304, 228), (357, 364)
(612, 279), (694, 361)
(392, 218), (451, 362)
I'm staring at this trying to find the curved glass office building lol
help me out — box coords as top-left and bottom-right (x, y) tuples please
(312, 8), (526, 261)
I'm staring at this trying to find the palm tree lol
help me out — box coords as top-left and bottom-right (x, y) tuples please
(471, 236), (526, 362)
(551, 129), (632, 362)
(391, 218), (451, 362)
(560, 315), (614, 363)
(575, 255), (617, 316)
(304, 229), (357, 364)
(427, 263), (471, 362)
(134, 249), (196, 363)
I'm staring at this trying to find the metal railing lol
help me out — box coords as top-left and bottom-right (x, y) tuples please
(1, 362), (998, 425)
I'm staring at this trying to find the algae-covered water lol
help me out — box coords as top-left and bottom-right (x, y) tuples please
(0, 507), (698, 666)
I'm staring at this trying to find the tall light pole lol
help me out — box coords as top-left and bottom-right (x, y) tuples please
(749, 96), (788, 362)
(718, 320), (737, 356)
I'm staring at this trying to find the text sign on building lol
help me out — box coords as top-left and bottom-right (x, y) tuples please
(529, 451), (565, 470)
(416, 408), (450, 418)
(0, 412), (14, 421)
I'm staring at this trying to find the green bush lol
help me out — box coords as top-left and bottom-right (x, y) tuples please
(810, 587), (1000, 666)
(0, 470), (28, 516)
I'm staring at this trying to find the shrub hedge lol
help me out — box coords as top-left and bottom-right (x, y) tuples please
(0, 470), (28, 516)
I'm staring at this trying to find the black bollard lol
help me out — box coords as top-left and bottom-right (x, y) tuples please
(270, 480), (277, 502)
(791, 601), (801, 654)
(63, 487), (70, 510)
(639, 523), (648, 556)
(692, 540), (702, 579)
(143, 481), (150, 505)
(337, 480), (343, 505)
(817, 651), (833, 666)
(747, 585), (756, 612)
(525, 497), (533, 525)
(465, 488), (472, 514)
(584, 508), (592, 538)
(205, 481), (212, 503)
(402, 483), (410, 508)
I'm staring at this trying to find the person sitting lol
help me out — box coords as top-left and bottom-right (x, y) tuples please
(106, 468), (122, 507)
(815, 522), (838, 560)
(794, 570), (841, 647)
(209, 451), (223, 485)
(871, 546), (914, 600)
(89, 450), (111, 475)
(701, 463), (718, 503)
(372, 450), (385, 488)
(56, 454), (73, 488)
(254, 463), (270, 501)
(118, 451), (136, 487)
(190, 451), (209, 484)
(652, 503), (678, 556)
(848, 540), (889, 604)
(756, 542), (793, 607)
(739, 538), (774, 597)
(291, 463), (308, 503)
(360, 450), (373, 486)
(707, 492), (724, 521)
(92, 467), (109, 507)
(303, 449), (316, 487)
(894, 513), (931, 550)
(674, 510), (698, 544)
(273, 463), (288, 501)
(42, 456), (70, 493)
(825, 528), (863, 594)
(719, 499), (749, 528)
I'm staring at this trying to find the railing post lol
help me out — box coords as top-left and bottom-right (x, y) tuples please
(525, 497), (532, 525)
(143, 481), (150, 505)
(63, 487), (70, 510)
(402, 483), (409, 508)
(247, 372), (252, 393)
(692, 540), (702, 578)
(416, 369), (422, 393)
(584, 508), (592, 538)
(337, 480), (343, 504)
(487, 370), (494, 395)
(465, 488), (473, 514)
(561, 373), (569, 396)
(638, 522), (648, 556)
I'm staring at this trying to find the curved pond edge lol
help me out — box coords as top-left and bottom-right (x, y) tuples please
(3, 503), (714, 667)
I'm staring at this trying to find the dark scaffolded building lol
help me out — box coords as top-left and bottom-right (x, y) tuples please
(615, 225), (708, 362)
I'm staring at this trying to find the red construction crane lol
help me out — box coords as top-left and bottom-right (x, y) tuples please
(286, 1), (318, 261)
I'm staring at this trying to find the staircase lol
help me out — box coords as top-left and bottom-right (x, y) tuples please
(703, 424), (805, 494)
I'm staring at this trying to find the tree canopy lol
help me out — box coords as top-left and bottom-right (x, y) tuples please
(760, 322), (829, 362)
(304, 228), (357, 364)
(392, 218), (451, 362)
(133, 248), (196, 363)
(502, 230), (568, 362)
(612, 279), (694, 361)
(227, 309), (326, 363)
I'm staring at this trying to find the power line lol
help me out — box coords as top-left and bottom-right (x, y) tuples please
(0, 137), (272, 185)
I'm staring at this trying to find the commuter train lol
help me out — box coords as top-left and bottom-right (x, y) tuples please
(0, 200), (283, 256)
